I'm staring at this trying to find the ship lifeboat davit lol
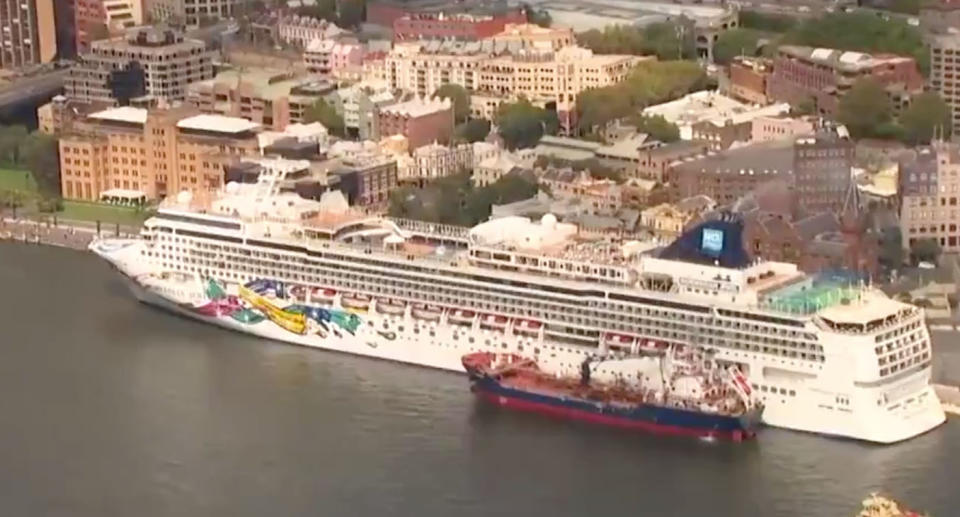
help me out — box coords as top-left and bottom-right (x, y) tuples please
(377, 298), (406, 315)
(481, 314), (509, 330)
(449, 308), (476, 324)
(342, 293), (371, 311)
(310, 287), (337, 304)
(412, 304), (442, 321)
(289, 285), (307, 301)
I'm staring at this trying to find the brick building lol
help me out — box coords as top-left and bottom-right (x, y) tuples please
(376, 97), (453, 149)
(767, 45), (923, 116)
(635, 142), (710, 182)
(59, 106), (261, 201)
(393, 11), (526, 41)
(793, 123), (854, 215)
(665, 140), (794, 205)
(929, 34), (960, 131)
(728, 56), (771, 105)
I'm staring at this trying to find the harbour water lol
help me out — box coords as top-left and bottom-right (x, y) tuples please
(0, 242), (957, 516)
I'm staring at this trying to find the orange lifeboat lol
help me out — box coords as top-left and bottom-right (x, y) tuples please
(515, 319), (542, 334)
(481, 314), (509, 330)
(377, 298), (406, 315)
(310, 287), (337, 304)
(449, 309), (475, 324)
(412, 303), (442, 321)
(342, 293), (371, 311)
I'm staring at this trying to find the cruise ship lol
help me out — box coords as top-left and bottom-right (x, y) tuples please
(90, 161), (945, 443)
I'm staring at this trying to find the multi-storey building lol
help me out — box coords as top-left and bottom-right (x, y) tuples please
(728, 56), (771, 105)
(665, 140), (794, 205)
(642, 91), (790, 143)
(899, 143), (960, 253)
(327, 81), (399, 140)
(397, 142), (473, 183)
(767, 45), (923, 116)
(929, 34), (960, 131)
(371, 42), (639, 132)
(489, 23), (575, 50)
(793, 123), (854, 215)
(186, 69), (336, 131)
(0, 0), (57, 69)
(67, 28), (214, 105)
(392, 10), (526, 42)
(303, 38), (365, 80)
(276, 15), (346, 48)
(59, 106), (261, 201)
(148, 0), (236, 27)
(751, 115), (816, 144)
(75, 0), (143, 53)
(377, 97), (453, 149)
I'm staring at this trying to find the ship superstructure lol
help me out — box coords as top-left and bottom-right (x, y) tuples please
(91, 158), (945, 443)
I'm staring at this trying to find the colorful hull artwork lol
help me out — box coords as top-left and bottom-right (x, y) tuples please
(194, 278), (366, 339)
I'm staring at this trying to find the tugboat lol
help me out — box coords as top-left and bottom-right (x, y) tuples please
(462, 346), (763, 441)
(857, 493), (926, 517)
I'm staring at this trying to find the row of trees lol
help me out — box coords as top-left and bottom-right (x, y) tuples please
(388, 171), (538, 226)
(575, 60), (706, 138)
(836, 80), (952, 144)
(496, 99), (559, 150)
(0, 126), (60, 198)
(576, 21), (697, 60)
(294, 0), (366, 29)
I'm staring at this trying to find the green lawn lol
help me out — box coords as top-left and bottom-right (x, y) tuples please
(0, 168), (38, 193)
(59, 200), (151, 226)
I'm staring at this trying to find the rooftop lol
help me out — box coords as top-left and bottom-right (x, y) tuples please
(670, 139), (794, 176)
(176, 114), (261, 134)
(88, 106), (148, 125)
(380, 97), (451, 117)
(778, 45), (916, 72)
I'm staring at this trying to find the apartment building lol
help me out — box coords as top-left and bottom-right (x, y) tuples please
(186, 69), (336, 131)
(767, 45), (923, 116)
(929, 34), (960, 131)
(392, 10), (526, 42)
(899, 144), (960, 253)
(276, 16), (346, 48)
(0, 0), (58, 69)
(75, 0), (143, 53)
(303, 38), (364, 80)
(67, 28), (214, 104)
(793, 123), (854, 215)
(489, 23), (575, 50)
(371, 42), (639, 132)
(59, 106), (261, 201)
(377, 97), (453, 148)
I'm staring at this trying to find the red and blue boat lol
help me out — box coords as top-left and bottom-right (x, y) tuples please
(463, 350), (763, 441)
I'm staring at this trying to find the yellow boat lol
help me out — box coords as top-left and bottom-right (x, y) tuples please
(238, 286), (307, 334)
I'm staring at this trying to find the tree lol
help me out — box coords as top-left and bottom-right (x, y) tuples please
(739, 10), (797, 33)
(900, 92), (952, 145)
(454, 119), (490, 143)
(631, 114), (680, 143)
(522, 4), (551, 28)
(304, 98), (345, 137)
(433, 84), (470, 123)
(640, 21), (696, 61)
(18, 132), (60, 196)
(713, 28), (764, 65)
(0, 125), (28, 166)
(496, 99), (556, 150)
(337, 0), (365, 29)
(837, 78), (892, 139)
(911, 238), (941, 265)
(296, 0), (337, 21)
(878, 227), (905, 270)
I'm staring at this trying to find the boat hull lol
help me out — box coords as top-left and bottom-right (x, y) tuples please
(468, 373), (761, 441)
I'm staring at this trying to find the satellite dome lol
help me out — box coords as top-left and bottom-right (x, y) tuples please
(176, 191), (193, 204)
(540, 213), (558, 228)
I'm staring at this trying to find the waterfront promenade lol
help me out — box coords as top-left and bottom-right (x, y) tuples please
(0, 216), (137, 250)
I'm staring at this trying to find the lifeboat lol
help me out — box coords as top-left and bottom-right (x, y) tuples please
(412, 304), (442, 321)
(377, 298), (406, 315)
(481, 314), (509, 330)
(448, 309), (476, 324)
(289, 285), (307, 301)
(515, 319), (542, 334)
(310, 287), (337, 304)
(342, 293), (371, 311)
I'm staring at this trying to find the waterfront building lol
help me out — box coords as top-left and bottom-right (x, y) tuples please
(58, 106), (260, 201)
(898, 143), (960, 253)
(0, 0), (57, 69)
(767, 45), (923, 117)
(186, 69), (337, 131)
(376, 97), (453, 149)
(66, 27), (214, 105)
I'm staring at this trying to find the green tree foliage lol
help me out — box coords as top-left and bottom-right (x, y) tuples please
(575, 60), (706, 135)
(713, 28), (765, 65)
(630, 114), (680, 143)
(878, 227), (905, 270)
(0, 125), (28, 165)
(900, 92), (953, 145)
(781, 12), (929, 75)
(836, 78), (893, 139)
(388, 171), (538, 225)
(454, 119), (490, 143)
(337, 0), (365, 28)
(496, 99), (558, 150)
(887, 0), (921, 15)
(304, 98), (345, 137)
(18, 133), (60, 196)
(739, 10), (797, 33)
(522, 3), (552, 28)
(433, 84), (470, 123)
(910, 238), (941, 264)
(576, 21), (695, 59)
(296, 0), (337, 21)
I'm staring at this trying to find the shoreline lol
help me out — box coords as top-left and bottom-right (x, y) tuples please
(0, 216), (137, 250)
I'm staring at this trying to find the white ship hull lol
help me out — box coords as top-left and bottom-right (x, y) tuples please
(95, 238), (945, 444)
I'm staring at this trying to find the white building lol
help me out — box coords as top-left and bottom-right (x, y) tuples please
(277, 16), (346, 48)
(642, 91), (790, 141)
(397, 143), (474, 182)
